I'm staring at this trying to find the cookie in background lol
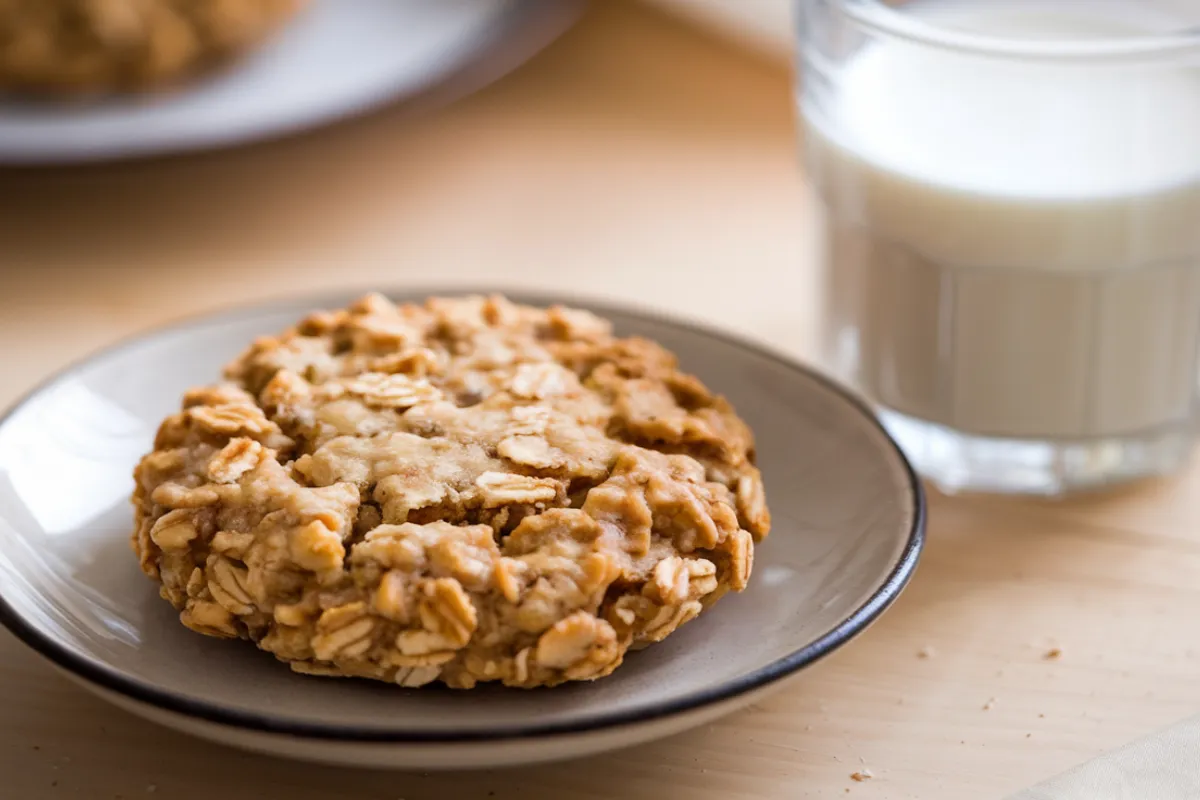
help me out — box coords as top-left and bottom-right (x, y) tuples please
(0, 0), (305, 94)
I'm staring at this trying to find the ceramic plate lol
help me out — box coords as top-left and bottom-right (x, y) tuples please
(0, 291), (924, 768)
(0, 0), (582, 165)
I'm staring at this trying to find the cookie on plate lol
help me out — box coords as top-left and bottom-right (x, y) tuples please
(0, 0), (303, 93)
(131, 295), (771, 689)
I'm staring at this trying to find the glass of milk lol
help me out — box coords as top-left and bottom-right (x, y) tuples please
(798, 0), (1200, 495)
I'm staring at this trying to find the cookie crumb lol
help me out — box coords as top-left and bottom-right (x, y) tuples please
(1038, 713), (1045, 719)
(1044, 647), (1063, 661)
(1026, 733), (1032, 738)
(983, 697), (998, 711)
(850, 769), (873, 782)
(917, 646), (936, 659)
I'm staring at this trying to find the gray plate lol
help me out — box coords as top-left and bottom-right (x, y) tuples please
(0, 0), (583, 165)
(0, 290), (924, 767)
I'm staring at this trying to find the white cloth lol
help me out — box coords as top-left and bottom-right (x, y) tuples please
(641, 0), (792, 59)
(1010, 717), (1200, 800)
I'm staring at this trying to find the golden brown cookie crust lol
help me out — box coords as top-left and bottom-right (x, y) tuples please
(0, 0), (303, 93)
(131, 294), (771, 689)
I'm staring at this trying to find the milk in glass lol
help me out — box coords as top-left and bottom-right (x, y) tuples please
(801, 0), (1200, 491)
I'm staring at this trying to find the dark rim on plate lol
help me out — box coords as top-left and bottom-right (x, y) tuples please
(0, 288), (926, 743)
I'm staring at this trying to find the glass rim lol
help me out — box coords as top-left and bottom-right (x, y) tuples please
(839, 0), (1200, 62)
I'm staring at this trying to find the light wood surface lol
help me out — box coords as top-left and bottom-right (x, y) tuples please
(3, 2), (1200, 798)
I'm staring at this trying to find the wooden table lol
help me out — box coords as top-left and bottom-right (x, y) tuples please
(3, 2), (1199, 797)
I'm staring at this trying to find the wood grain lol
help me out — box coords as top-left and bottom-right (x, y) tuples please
(3, 2), (1200, 798)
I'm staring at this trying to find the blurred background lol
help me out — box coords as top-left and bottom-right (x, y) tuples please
(0, 0), (808, 407)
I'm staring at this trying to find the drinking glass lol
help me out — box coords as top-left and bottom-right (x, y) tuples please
(796, 0), (1200, 494)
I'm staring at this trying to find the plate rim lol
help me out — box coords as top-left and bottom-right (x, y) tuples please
(0, 287), (926, 743)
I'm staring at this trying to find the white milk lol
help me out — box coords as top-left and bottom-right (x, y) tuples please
(803, 1), (1200, 440)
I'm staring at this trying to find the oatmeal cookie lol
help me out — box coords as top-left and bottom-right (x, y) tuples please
(131, 294), (771, 689)
(0, 0), (303, 93)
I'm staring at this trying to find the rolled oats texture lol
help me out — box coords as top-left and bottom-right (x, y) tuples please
(130, 294), (771, 689)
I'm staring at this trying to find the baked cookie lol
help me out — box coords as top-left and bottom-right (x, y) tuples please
(0, 0), (302, 93)
(131, 295), (771, 689)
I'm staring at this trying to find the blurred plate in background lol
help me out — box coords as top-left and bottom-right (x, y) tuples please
(0, 0), (584, 165)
